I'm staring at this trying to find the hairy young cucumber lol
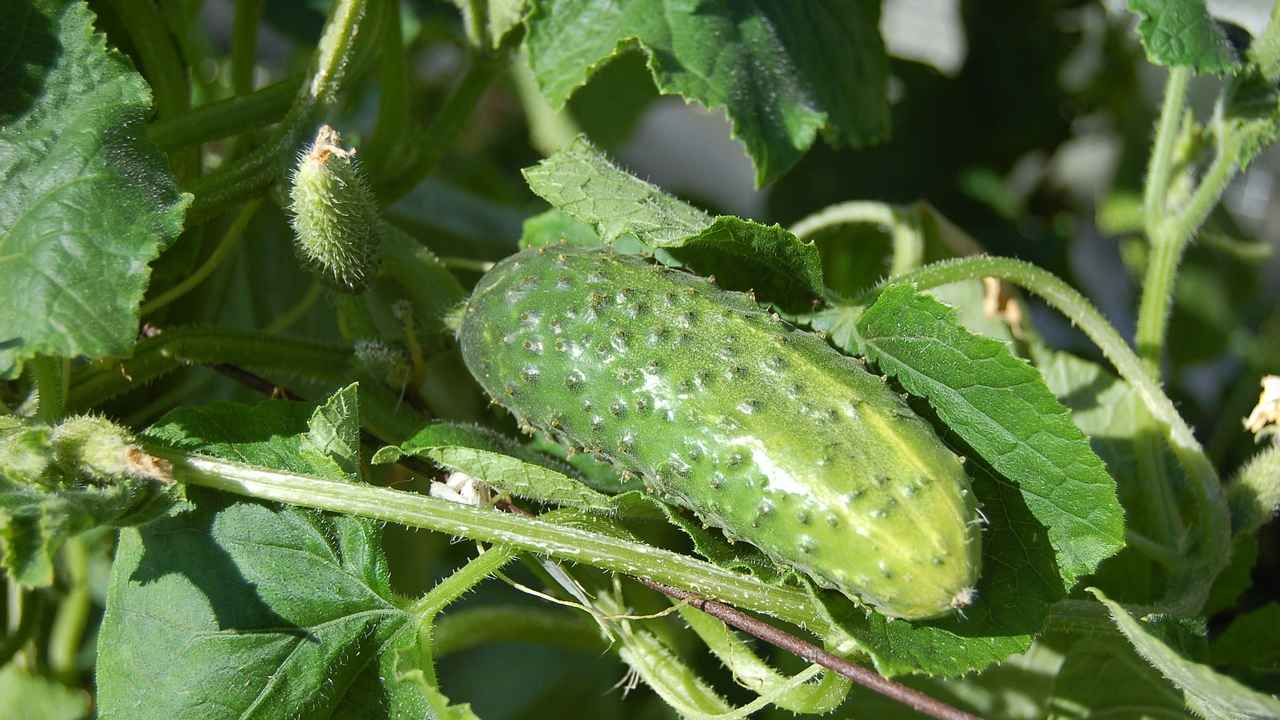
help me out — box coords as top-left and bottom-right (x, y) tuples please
(459, 248), (981, 619)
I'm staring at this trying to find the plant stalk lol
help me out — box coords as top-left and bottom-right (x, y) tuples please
(146, 444), (824, 632)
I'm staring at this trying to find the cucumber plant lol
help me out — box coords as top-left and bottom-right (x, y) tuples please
(1, 1), (1279, 719)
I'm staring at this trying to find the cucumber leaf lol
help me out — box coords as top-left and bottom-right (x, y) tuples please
(1091, 589), (1280, 720)
(1044, 632), (1190, 718)
(522, 136), (712, 247)
(96, 391), (443, 719)
(1210, 603), (1280, 675)
(1224, 3), (1280, 168)
(1126, 0), (1239, 74)
(523, 0), (888, 185)
(0, 0), (190, 378)
(522, 137), (823, 310)
(858, 286), (1125, 585)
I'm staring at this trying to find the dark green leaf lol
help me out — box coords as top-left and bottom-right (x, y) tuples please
(1211, 603), (1280, 673)
(665, 217), (824, 312)
(1126, 0), (1239, 74)
(858, 286), (1125, 585)
(0, 0), (190, 377)
(97, 395), (438, 719)
(523, 0), (888, 184)
(1045, 632), (1189, 719)
(522, 138), (824, 309)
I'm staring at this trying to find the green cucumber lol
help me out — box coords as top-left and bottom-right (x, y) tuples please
(459, 248), (981, 619)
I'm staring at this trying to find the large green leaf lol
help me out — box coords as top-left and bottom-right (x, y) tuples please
(858, 286), (1125, 585)
(1211, 603), (1280, 675)
(96, 392), (442, 719)
(0, 0), (190, 377)
(523, 0), (888, 185)
(522, 137), (824, 310)
(1126, 0), (1239, 74)
(522, 136), (712, 247)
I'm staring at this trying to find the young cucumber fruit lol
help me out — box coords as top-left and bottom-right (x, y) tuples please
(459, 248), (981, 619)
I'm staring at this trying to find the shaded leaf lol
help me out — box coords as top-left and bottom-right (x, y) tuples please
(1224, 5), (1280, 167)
(1211, 603), (1280, 674)
(859, 286), (1125, 584)
(523, 0), (888, 184)
(666, 217), (823, 312)
(0, 0), (190, 377)
(1205, 534), (1257, 616)
(520, 208), (605, 250)
(1045, 632), (1188, 719)
(97, 394), (438, 719)
(1091, 589), (1280, 720)
(522, 138), (823, 309)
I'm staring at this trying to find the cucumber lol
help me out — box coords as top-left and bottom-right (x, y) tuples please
(459, 248), (981, 619)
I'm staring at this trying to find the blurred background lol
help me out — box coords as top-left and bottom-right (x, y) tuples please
(85, 1), (1280, 716)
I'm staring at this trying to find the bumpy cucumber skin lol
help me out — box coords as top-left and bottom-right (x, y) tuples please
(460, 248), (981, 619)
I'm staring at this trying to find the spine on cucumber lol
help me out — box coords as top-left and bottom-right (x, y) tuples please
(459, 248), (981, 620)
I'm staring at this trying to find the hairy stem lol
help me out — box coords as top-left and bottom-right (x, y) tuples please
(432, 605), (606, 657)
(1142, 67), (1190, 227)
(363, 0), (410, 180)
(643, 581), (977, 720)
(264, 280), (325, 335)
(32, 356), (69, 424)
(0, 585), (41, 669)
(147, 74), (300, 150)
(147, 445), (823, 631)
(230, 0), (265, 96)
(1135, 142), (1240, 368)
(48, 537), (91, 679)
